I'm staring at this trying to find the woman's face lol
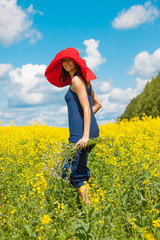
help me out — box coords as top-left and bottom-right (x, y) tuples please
(62, 58), (76, 72)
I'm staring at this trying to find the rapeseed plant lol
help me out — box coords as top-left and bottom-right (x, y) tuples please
(0, 116), (160, 239)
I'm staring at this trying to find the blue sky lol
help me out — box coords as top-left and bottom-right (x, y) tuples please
(0, 0), (160, 126)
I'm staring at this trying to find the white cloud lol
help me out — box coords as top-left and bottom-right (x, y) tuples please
(98, 96), (126, 114)
(0, 0), (42, 47)
(0, 105), (68, 127)
(24, 29), (42, 44)
(96, 87), (135, 117)
(57, 106), (67, 115)
(38, 108), (68, 126)
(98, 93), (110, 101)
(112, 1), (159, 29)
(93, 80), (139, 102)
(83, 39), (106, 70)
(0, 64), (12, 79)
(129, 48), (160, 78)
(92, 77), (151, 121)
(4, 64), (66, 107)
(93, 81), (112, 93)
(0, 111), (14, 118)
(136, 77), (151, 90)
(110, 87), (138, 101)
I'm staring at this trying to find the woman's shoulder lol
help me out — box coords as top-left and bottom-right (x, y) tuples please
(72, 75), (84, 86)
(72, 75), (91, 89)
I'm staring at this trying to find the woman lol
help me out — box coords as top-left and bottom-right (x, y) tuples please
(45, 48), (102, 204)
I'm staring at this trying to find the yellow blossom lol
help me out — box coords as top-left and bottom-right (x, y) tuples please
(40, 215), (52, 225)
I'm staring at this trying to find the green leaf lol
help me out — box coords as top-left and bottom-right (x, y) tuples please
(102, 237), (111, 240)
(105, 203), (111, 211)
(87, 232), (96, 239)
(32, 231), (38, 238)
(12, 234), (20, 239)
(88, 207), (95, 220)
(24, 224), (32, 236)
(141, 194), (147, 201)
(73, 220), (90, 236)
(58, 211), (66, 218)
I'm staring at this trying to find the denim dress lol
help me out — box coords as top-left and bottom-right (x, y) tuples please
(61, 77), (99, 188)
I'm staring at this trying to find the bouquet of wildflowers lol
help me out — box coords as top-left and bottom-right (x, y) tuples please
(61, 136), (115, 161)
(44, 136), (114, 180)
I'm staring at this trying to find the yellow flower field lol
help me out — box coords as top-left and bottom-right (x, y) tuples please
(0, 115), (160, 239)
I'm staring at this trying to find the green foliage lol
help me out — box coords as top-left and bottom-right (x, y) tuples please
(119, 73), (160, 120)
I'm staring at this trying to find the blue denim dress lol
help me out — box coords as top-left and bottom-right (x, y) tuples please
(61, 77), (99, 187)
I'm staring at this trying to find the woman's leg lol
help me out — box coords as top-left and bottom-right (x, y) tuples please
(70, 145), (96, 204)
(70, 148), (90, 187)
(78, 184), (90, 205)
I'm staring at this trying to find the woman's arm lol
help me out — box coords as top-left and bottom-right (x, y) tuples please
(91, 89), (102, 114)
(71, 76), (91, 149)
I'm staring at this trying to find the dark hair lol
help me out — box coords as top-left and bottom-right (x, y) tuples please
(74, 63), (85, 80)
(59, 61), (85, 83)
(59, 67), (68, 83)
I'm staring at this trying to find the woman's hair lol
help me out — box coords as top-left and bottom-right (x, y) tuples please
(59, 67), (68, 83)
(59, 61), (85, 83)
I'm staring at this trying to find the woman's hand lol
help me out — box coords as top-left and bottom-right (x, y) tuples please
(91, 89), (102, 114)
(74, 136), (89, 149)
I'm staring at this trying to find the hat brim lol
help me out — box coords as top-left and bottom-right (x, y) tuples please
(45, 48), (97, 87)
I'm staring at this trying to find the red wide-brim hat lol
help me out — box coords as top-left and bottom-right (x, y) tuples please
(45, 47), (97, 87)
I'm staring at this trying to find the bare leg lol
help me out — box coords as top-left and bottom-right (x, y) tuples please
(78, 185), (90, 205)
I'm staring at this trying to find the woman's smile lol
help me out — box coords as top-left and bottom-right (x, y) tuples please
(62, 58), (76, 72)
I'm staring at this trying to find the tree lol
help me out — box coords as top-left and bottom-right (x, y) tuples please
(119, 73), (160, 120)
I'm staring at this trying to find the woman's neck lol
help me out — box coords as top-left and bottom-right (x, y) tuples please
(69, 69), (76, 79)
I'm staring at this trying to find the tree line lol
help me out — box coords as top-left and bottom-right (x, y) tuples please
(119, 72), (160, 120)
